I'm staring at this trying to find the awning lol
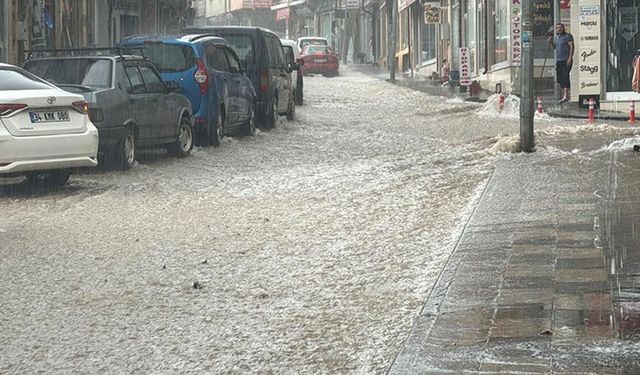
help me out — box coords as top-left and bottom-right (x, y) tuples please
(271, 0), (305, 10)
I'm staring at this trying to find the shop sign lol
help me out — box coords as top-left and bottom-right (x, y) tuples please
(276, 8), (290, 20)
(578, 3), (600, 96)
(114, 0), (140, 11)
(398, 0), (417, 12)
(619, 7), (638, 42)
(346, 0), (361, 9)
(424, 4), (440, 24)
(459, 47), (471, 86)
(511, 0), (522, 66)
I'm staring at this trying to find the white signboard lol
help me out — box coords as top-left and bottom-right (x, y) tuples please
(578, 3), (601, 96)
(511, 0), (523, 66)
(619, 7), (638, 42)
(346, 0), (361, 9)
(459, 47), (471, 86)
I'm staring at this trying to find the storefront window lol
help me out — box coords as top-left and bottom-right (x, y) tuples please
(401, 9), (409, 50)
(464, 0), (476, 72)
(606, 0), (640, 92)
(491, 0), (508, 65)
(533, 0), (553, 59)
(420, 23), (437, 64)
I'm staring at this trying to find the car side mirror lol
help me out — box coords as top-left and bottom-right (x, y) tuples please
(288, 62), (299, 71)
(165, 80), (182, 93)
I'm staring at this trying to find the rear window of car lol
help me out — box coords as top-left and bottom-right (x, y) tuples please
(0, 68), (53, 90)
(23, 58), (112, 88)
(136, 44), (196, 73)
(215, 34), (255, 67)
(300, 39), (328, 49)
(305, 46), (332, 54)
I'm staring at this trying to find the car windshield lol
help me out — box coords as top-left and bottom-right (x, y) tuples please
(23, 58), (112, 88)
(0, 68), (53, 90)
(216, 34), (255, 68)
(132, 44), (195, 72)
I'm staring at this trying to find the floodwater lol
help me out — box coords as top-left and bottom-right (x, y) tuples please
(1, 67), (639, 374)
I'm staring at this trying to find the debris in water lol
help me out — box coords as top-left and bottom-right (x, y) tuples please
(539, 329), (553, 336)
(193, 281), (203, 289)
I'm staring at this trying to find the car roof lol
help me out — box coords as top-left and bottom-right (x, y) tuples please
(183, 25), (277, 35)
(298, 37), (328, 40)
(120, 34), (228, 45)
(280, 39), (297, 46)
(24, 55), (143, 62)
(0, 62), (14, 68)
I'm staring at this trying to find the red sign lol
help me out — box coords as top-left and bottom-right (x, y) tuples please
(276, 8), (290, 21)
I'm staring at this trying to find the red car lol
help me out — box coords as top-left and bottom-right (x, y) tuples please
(300, 45), (339, 77)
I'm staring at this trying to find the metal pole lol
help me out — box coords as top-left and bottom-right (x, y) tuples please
(388, 0), (397, 81)
(520, 0), (534, 152)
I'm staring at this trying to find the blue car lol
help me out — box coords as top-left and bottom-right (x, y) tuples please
(119, 34), (257, 146)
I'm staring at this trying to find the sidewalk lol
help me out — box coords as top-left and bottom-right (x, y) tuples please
(348, 64), (630, 121)
(348, 63), (639, 373)
(386, 141), (640, 373)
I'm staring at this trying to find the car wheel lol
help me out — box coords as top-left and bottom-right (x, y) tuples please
(116, 127), (136, 170)
(286, 95), (295, 121)
(295, 82), (303, 106)
(168, 117), (193, 157)
(211, 107), (224, 147)
(25, 169), (72, 187)
(262, 97), (277, 130)
(242, 103), (256, 137)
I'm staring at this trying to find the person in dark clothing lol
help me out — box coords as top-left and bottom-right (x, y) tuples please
(547, 23), (575, 103)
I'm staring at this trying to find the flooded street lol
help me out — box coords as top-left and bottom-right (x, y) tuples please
(1, 67), (639, 374)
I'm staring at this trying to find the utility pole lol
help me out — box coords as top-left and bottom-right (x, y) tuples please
(387, 0), (397, 81)
(520, 0), (534, 152)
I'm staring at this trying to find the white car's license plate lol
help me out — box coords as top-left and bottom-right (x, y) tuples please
(29, 111), (70, 123)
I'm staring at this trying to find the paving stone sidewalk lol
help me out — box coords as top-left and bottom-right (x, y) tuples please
(389, 151), (640, 374)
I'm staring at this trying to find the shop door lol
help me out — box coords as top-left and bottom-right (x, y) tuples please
(606, 1), (640, 95)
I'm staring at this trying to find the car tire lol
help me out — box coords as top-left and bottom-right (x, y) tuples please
(25, 169), (72, 187)
(262, 97), (277, 130)
(116, 127), (136, 170)
(295, 81), (303, 106)
(241, 103), (256, 137)
(211, 107), (224, 147)
(286, 95), (295, 121)
(168, 117), (193, 157)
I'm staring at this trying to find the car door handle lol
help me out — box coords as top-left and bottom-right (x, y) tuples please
(129, 98), (136, 104)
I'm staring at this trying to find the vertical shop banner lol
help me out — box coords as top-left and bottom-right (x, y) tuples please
(511, 0), (523, 66)
(578, 3), (600, 97)
(459, 47), (471, 86)
(619, 7), (638, 42)
(424, 3), (440, 24)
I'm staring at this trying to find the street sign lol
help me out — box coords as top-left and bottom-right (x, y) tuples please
(459, 47), (471, 86)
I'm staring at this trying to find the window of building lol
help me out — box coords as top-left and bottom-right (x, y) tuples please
(464, 0), (477, 72)
(401, 9), (409, 50)
(420, 23), (437, 65)
(492, 0), (509, 65)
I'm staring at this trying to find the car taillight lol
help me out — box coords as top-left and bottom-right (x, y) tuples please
(260, 70), (269, 93)
(194, 59), (210, 94)
(0, 104), (27, 116)
(72, 100), (89, 114)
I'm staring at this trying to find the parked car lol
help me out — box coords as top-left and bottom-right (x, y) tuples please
(300, 45), (339, 77)
(296, 37), (329, 52)
(0, 63), (99, 186)
(182, 26), (296, 128)
(119, 34), (257, 145)
(280, 39), (304, 106)
(23, 49), (194, 170)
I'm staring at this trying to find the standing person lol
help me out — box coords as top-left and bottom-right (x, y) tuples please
(547, 23), (575, 104)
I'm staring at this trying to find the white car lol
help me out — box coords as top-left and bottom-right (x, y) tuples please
(0, 63), (99, 186)
(281, 39), (304, 106)
(296, 36), (329, 52)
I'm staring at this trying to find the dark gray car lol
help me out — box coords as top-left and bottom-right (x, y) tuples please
(23, 51), (194, 170)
